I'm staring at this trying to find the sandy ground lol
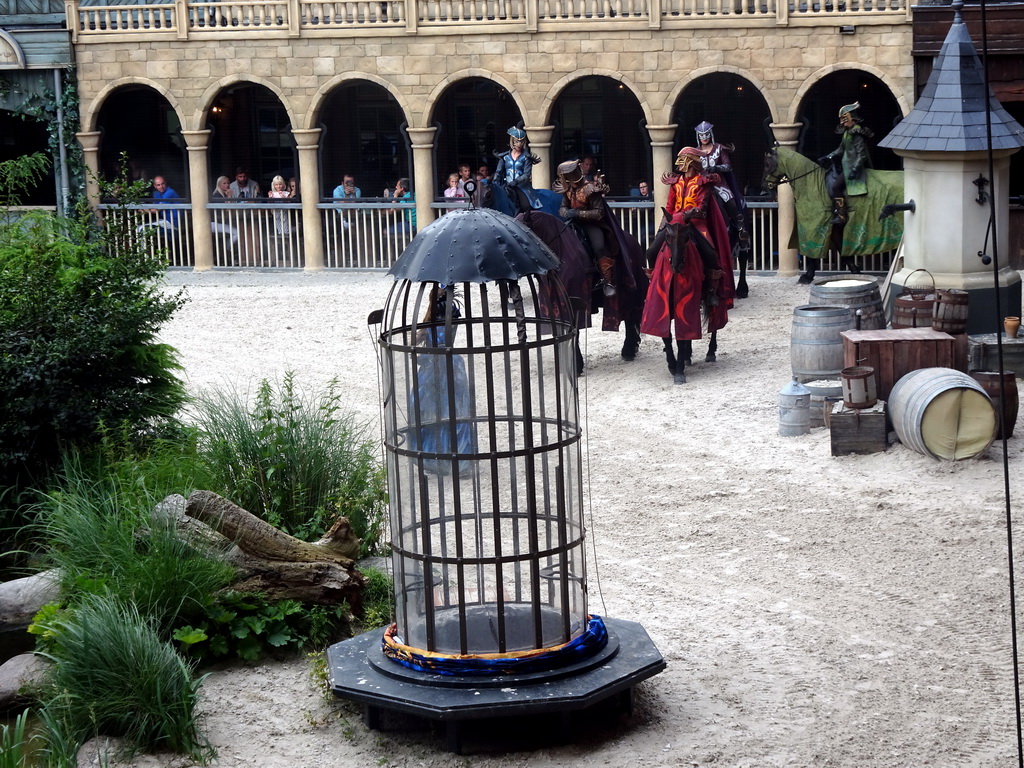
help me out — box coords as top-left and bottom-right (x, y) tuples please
(120, 267), (1024, 767)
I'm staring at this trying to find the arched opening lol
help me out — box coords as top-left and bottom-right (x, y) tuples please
(320, 81), (409, 200)
(208, 84), (293, 197)
(671, 73), (773, 197)
(97, 86), (185, 194)
(0, 109), (55, 206)
(796, 72), (903, 173)
(431, 78), (521, 200)
(549, 77), (647, 198)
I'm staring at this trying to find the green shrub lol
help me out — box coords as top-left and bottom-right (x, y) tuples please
(32, 454), (235, 637)
(358, 566), (394, 630)
(0, 158), (187, 512)
(191, 371), (387, 551)
(34, 594), (214, 765)
(172, 592), (350, 663)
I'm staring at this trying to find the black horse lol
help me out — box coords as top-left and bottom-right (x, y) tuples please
(518, 209), (647, 371)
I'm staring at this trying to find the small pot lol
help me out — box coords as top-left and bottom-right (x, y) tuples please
(1005, 316), (1021, 339)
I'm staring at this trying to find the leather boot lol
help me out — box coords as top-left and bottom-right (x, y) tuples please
(662, 338), (676, 374)
(598, 257), (616, 297)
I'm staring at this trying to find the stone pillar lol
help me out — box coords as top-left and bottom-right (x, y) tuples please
(77, 131), (102, 209)
(293, 128), (324, 271)
(182, 130), (213, 271)
(770, 123), (803, 276)
(407, 126), (438, 231)
(646, 124), (677, 214)
(525, 125), (555, 191)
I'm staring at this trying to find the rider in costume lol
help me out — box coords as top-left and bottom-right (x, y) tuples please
(694, 120), (750, 253)
(554, 158), (619, 297)
(492, 124), (543, 215)
(818, 101), (873, 225)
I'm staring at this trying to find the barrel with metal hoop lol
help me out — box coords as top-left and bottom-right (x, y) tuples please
(808, 275), (885, 330)
(932, 288), (969, 335)
(790, 305), (856, 383)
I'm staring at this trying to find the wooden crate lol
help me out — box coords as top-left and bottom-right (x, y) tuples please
(830, 401), (888, 456)
(968, 334), (1024, 376)
(841, 328), (966, 402)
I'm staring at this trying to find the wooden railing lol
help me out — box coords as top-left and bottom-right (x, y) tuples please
(66, 0), (909, 39)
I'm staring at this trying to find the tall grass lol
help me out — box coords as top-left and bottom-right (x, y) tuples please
(191, 372), (387, 550)
(0, 710), (35, 768)
(35, 595), (214, 765)
(33, 452), (235, 637)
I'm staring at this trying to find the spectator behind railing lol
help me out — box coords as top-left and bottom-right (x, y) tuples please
(137, 175), (179, 233)
(209, 175), (240, 247)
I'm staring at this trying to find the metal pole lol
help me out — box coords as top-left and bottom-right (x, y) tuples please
(53, 68), (70, 217)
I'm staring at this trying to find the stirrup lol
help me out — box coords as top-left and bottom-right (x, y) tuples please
(602, 282), (617, 297)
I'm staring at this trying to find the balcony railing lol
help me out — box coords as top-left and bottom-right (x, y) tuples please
(67, 0), (910, 39)
(97, 196), (879, 273)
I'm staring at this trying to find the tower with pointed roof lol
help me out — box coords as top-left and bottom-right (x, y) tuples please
(879, 0), (1024, 334)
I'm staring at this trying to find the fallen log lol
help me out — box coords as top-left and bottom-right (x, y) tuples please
(184, 490), (365, 608)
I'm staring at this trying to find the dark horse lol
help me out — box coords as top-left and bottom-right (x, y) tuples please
(518, 208), (647, 371)
(762, 146), (904, 284)
(640, 208), (734, 384)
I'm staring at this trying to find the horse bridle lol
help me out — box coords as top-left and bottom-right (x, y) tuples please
(763, 151), (821, 191)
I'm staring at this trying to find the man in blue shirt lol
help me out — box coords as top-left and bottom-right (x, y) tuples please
(333, 174), (361, 200)
(139, 175), (180, 232)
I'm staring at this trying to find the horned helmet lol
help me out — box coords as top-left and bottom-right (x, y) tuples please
(695, 121), (715, 146)
(674, 146), (703, 175)
(508, 124), (528, 151)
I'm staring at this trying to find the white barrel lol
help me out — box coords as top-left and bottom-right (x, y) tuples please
(790, 305), (855, 383)
(888, 368), (997, 460)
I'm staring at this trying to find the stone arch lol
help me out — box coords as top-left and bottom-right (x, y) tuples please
(424, 70), (528, 128)
(542, 69), (653, 126)
(791, 63), (912, 124)
(308, 72), (416, 130)
(665, 65), (780, 126)
(82, 77), (183, 134)
(193, 74), (300, 131)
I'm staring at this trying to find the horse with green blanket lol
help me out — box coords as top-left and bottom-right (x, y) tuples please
(762, 146), (904, 283)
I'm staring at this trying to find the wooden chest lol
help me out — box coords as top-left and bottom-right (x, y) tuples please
(968, 334), (1024, 376)
(830, 401), (888, 456)
(841, 328), (967, 402)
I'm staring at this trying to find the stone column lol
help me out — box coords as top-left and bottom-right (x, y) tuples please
(646, 124), (677, 214)
(407, 126), (438, 231)
(770, 123), (803, 276)
(525, 125), (555, 191)
(293, 128), (324, 270)
(182, 130), (213, 271)
(77, 131), (102, 210)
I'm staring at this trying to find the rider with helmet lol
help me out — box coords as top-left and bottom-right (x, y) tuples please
(492, 123), (543, 214)
(554, 158), (619, 297)
(818, 101), (873, 225)
(694, 120), (750, 253)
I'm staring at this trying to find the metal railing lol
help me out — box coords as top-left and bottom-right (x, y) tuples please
(67, 0), (909, 38)
(99, 197), (894, 274)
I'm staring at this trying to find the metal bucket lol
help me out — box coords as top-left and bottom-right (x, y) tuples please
(889, 367), (996, 460)
(779, 377), (811, 437)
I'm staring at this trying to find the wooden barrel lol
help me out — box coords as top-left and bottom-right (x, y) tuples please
(803, 378), (843, 428)
(808, 276), (885, 330)
(891, 292), (936, 329)
(889, 367), (997, 460)
(970, 370), (1019, 439)
(791, 305), (855, 383)
(932, 289), (969, 335)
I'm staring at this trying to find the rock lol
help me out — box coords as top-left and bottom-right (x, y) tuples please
(0, 652), (49, 713)
(0, 570), (60, 630)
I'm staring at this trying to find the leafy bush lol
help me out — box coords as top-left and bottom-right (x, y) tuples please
(32, 453), (235, 637)
(34, 594), (214, 765)
(358, 566), (394, 630)
(191, 372), (388, 551)
(0, 158), (188, 510)
(172, 592), (350, 663)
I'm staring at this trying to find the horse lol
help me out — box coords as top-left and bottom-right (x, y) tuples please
(517, 208), (647, 372)
(640, 207), (734, 384)
(762, 146), (904, 284)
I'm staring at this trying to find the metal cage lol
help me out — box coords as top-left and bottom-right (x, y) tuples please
(377, 271), (587, 657)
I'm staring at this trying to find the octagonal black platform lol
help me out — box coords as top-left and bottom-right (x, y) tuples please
(326, 615), (666, 753)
